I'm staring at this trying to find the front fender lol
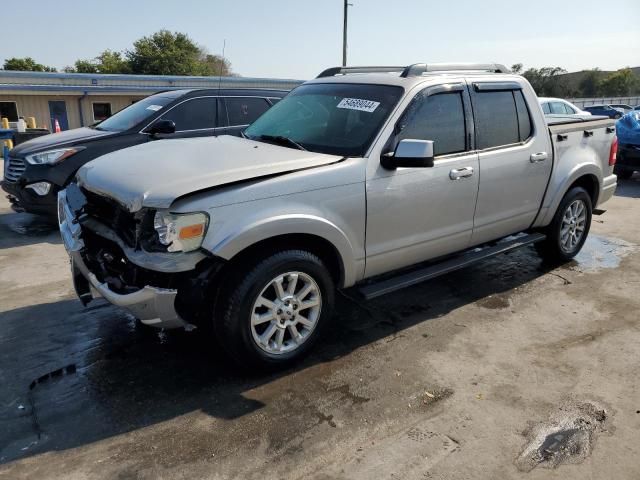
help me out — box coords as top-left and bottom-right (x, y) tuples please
(208, 213), (363, 287)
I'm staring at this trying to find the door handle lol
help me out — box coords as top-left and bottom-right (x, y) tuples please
(449, 167), (474, 180)
(530, 152), (548, 163)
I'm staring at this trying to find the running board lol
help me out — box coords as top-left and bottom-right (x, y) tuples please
(359, 232), (546, 300)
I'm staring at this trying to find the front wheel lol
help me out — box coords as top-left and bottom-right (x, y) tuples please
(536, 187), (592, 263)
(216, 250), (335, 369)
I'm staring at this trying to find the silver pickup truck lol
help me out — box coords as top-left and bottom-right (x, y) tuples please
(58, 63), (618, 367)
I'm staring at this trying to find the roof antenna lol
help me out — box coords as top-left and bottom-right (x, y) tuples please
(215, 39), (226, 136)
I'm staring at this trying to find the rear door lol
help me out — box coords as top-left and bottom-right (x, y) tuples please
(469, 82), (552, 245)
(365, 83), (479, 277)
(218, 97), (272, 136)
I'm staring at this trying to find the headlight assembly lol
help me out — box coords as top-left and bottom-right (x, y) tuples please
(25, 147), (85, 165)
(153, 211), (209, 253)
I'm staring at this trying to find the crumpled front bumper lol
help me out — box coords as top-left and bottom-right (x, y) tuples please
(58, 189), (189, 329)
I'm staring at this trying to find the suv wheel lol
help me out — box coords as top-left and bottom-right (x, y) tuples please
(217, 250), (335, 368)
(536, 187), (592, 262)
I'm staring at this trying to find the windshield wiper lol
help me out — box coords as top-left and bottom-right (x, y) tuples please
(255, 135), (307, 151)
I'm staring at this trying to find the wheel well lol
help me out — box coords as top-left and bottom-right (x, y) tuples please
(223, 234), (345, 286)
(568, 174), (598, 206)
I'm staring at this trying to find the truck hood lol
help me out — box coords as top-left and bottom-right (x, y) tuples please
(77, 135), (342, 212)
(11, 127), (116, 156)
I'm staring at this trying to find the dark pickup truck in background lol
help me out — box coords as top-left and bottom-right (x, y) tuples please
(2, 88), (286, 217)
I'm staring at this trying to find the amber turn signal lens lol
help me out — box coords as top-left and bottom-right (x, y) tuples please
(179, 223), (205, 239)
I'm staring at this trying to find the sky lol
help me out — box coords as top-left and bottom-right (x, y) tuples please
(2, 0), (639, 80)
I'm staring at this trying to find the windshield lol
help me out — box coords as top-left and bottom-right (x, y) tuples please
(244, 83), (403, 156)
(94, 94), (177, 132)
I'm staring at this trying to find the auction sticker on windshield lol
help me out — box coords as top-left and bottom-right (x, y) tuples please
(337, 98), (380, 113)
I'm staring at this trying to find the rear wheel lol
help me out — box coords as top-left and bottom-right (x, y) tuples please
(536, 187), (592, 263)
(216, 250), (335, 369)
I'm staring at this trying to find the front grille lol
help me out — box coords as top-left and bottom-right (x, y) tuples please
(81, 188), (140, 248)
(3, 157), (26, 183)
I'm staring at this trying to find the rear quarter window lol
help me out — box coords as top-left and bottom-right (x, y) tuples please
(513, 91), (533, 141)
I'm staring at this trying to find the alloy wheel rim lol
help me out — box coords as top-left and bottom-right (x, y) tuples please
(250, 271), (322, 355)
(560, 199), (587, 253)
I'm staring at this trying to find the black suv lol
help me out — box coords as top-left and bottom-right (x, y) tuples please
(2, 88), (287, 216)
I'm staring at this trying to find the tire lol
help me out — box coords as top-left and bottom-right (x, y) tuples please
(536, 187), (592, 263)
(216, 250), (335, 369)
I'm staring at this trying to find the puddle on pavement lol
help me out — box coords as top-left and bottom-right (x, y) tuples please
(516, 401), (611, 472)
(7, 221), (57, 236)
(477, 294), (510, 310)
(2, 213), (58, 237)
(568, 235), (636, 272)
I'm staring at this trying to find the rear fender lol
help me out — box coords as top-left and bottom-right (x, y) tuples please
(534, 162), (601, 227)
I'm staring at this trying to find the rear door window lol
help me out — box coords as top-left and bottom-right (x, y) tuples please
(225, 97), (271, 126)
(397, 91), (467, 156)
(161, 97), (217, 131)
(541, 102), (551, 114)
(473, 91), (520, 149)
(550, 102), (567, 115)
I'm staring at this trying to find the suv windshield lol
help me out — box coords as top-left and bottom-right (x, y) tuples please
(244, 83), (403, 156)
(94, 93), (178, 132)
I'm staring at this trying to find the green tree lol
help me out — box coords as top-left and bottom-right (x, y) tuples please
(523, 66), (568, 96)
(3, 57), (56, 72)
(198, 52), (232, 76)
(66, 50), (130, 74)
(126, 30), (204, 75)
(579, 69), (602, 97)
(510, 63), (523, 75)
(69, 59), (99, 73)
(95, 50), (130, 74)
(599, 68), (639, 96)
(63, 30), (235, 77)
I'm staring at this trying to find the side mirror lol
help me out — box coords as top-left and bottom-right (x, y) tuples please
(148, 119), (176, 137)
(382, 139), (434, 169)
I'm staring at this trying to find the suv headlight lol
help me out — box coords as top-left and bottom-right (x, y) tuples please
(25, 147), (85, 165)
(153, 211), (209, 253)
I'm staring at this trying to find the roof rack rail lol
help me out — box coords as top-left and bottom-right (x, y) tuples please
(316, 66), (406, 78)
(400, 63), (511, 76)
(316, 63), (511, 79)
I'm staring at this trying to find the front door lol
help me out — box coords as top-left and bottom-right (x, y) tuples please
(365, 84), (479, 278)
(468, 82), (552, 245)
(48, 101), (69, 131)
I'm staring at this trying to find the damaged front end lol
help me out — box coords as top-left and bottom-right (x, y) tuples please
(58, 183), (223, 329)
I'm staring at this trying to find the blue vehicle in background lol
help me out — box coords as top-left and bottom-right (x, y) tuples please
(583, 104), (625, 119)
(615, 111), (640, 179)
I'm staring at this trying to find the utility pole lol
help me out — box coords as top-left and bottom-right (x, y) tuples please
(342, 0), (352, 66)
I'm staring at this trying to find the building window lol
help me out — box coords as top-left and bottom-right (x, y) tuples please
(0, 101), (19, 121)
(92, 103), (112, 122)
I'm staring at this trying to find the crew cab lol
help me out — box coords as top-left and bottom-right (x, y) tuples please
(58, 63), (618, 368)
(3, 88), (286, 217)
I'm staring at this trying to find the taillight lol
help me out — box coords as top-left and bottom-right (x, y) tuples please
(609, 136), (618, 166)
